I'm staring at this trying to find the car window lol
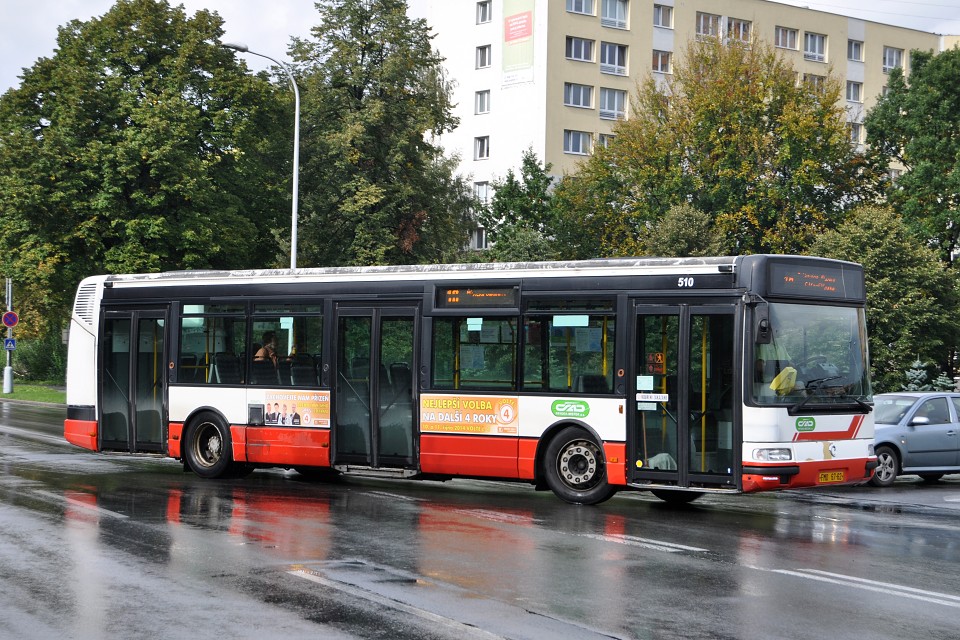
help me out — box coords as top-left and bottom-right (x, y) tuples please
(874, 396), (916, 424)
(913, 397), (949, 425)
(952, 397), (960, 422)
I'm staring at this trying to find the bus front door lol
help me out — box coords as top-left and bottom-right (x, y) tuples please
(630, 305), (737, 490)
(100, 309), (167, 453)
(333, 306), (417, 471)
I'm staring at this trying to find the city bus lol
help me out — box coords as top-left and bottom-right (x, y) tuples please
(63, 255), (876, 504)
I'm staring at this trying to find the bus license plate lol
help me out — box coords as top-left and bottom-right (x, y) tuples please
(818, 471), (845, 483)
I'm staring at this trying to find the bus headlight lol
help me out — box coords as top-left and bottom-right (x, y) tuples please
(752, 448), (793, 461)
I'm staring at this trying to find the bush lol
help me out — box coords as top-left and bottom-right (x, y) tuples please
(12, 331), (67, 383)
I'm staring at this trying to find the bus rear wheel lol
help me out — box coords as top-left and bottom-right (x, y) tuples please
(544, 427), (616, 505)
(185, 412), (233, 479)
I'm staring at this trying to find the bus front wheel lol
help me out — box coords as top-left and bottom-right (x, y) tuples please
(544, 427), (616, 505)
(185, 412), (233, 479)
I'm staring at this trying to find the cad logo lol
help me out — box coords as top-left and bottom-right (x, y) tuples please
(795, 417), (816, 432)
(552, 400), (590, 418)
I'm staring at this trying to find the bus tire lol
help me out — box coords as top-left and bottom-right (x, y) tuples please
(544, 427), (616, 505)
(185, 412), (233, 479)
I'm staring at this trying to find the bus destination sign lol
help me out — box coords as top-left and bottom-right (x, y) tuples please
(438, 286), (518, 308)
(768, 263), (863, 300)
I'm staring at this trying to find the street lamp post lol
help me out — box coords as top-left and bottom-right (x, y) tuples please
(223, 42), (300, 270)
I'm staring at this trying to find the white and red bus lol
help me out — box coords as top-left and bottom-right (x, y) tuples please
(64, 255), (876, 504)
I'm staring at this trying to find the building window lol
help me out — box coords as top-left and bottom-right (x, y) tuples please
(846, 81), (862, 103)
(848, 39), (863, 62)
(652, 50), (671, 73)
(599, 88), (626, 120)
(849, 122), (862, 144)
(883, 46), (903, 73)
(598, 133), (616, 148)
(601, 0), (628, 29)
(804, 32), (826, 62)
(600, 42), (627, 75)
(653, 4), (672, 28)
(567, 0), (594, 15)
(696, 12), (721, 38)
(474, 136), (490, 160)
(469, 227), (489, 250)
(803, 73), (826, 90)
(564, 130), (592, 155)
(476, 1), (492, 24)
(476, 45), (492, 69)
(775, 26), (797, 50)
(564, 82), (593, 108)
(727, 18), (751, 44)
(566, 36), (595, 62)
(474, 181), (491, 203)
(475, 90), (491, 114)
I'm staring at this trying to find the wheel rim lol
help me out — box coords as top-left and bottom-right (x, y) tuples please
(556, 439), (602, 489)
(875, 451), (895, 483)
(191, 421), (223, 469)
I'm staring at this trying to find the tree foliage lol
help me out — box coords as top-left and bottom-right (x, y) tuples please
(553, 39), (877, 258)
(642, 203), (725, 257)
(481, 148), (558, 261)
(0, 0), (290, 335)
(865, 47), (960, 263)
(291, 0), (473, 267)
(810, 206), (957, 392)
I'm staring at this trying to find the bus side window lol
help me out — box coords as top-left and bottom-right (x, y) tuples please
(431, 317), (518, 391)
(522, 313), (615, 394)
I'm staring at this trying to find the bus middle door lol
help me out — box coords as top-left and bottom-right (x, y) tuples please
(333, 305), (417, 471)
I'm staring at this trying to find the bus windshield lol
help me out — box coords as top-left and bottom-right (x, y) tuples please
(752, 303), (871, 408)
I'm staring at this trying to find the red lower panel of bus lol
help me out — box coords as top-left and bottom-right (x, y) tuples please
(64, 419), (98, 451)
(421, 434), (521, 479)
(603, 442), (627, 486)
(241, 427), (331, 467)
(742, 457), (875, 492)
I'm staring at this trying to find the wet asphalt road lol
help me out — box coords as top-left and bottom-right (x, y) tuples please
(2, 400), (960, 640)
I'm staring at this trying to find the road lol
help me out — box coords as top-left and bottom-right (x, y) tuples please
(2, 400), (959, 640)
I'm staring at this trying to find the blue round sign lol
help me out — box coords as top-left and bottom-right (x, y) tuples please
(2, 311), (18, 328)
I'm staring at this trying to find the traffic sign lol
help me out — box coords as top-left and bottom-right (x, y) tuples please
(3, 338), (14, 351)
(1, 311), (17, 328)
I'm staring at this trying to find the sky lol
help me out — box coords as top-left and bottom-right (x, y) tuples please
(2, 0), (960, 93)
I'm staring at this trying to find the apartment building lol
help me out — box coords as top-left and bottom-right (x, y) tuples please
(406, 0), (959, 248)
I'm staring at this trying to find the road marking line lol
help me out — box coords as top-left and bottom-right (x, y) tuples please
(289, 568), (506, 640)
(578, 533), (708, 553)
(763, 567), (960, 608)
(32, 490), (129, 519)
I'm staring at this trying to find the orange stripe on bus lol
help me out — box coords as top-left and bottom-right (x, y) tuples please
(420, 434), (519, 478)
(64, 419), (98, 451)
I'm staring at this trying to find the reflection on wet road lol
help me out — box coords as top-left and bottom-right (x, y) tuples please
(2, 402), (960, 639)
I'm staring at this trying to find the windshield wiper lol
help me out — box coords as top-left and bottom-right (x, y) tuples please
(789, 376), (842, 414)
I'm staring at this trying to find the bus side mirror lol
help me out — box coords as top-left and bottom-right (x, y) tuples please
(755, 305), (772, 344)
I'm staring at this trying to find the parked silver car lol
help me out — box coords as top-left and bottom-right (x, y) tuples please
(871, 392), (960, 487)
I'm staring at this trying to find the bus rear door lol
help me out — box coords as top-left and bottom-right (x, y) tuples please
(630, 304), (738, 490)
(99, 307), (168, 453)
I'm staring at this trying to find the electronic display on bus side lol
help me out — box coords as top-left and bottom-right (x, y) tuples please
(437, 286), (518, 308)
(768, 262), (863, 300)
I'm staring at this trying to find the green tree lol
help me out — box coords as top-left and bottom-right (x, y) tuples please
(902, 360), (931, 391)
(554, 39), (877, 257)
(642, 203), (725, 257)
(864, 48), (960, 263)
(0, 0), (289, 336)
(291, 0), (473, 267)
(482, 148), (557, 261)
(811, 207), (957, 392)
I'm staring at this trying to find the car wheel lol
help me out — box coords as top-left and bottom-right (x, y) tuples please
(184, 411), (233, 479)
(869, 445), (898, 487)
